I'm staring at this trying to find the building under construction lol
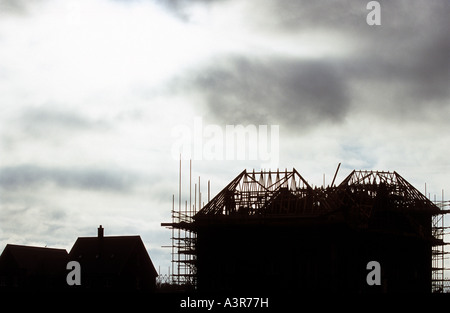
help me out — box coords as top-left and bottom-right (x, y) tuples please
(162, 168), (449, 293)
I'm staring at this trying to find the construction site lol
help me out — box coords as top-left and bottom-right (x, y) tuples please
(162, 164), (449, 293)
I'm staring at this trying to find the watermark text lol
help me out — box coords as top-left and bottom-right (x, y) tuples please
(171, 117), (279, 168)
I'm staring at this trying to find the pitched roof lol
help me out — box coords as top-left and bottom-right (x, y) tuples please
(196, 169), (312, 217)
(0, 244), (68, 274)
(194, 169), (442, 219)
(338, 170), (441, 214)
(69, 235), (157, 277)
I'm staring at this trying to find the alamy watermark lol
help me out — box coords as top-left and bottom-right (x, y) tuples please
(366, 260), (381, 286)
(171, 117), (279, 168)
(66, 261), (81, 286)
(366, 1), (381, 26)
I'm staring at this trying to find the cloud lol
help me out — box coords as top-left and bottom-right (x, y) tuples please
(0, 0), (41, 15)
(19, 106), (110, 136)
(269, 1), (450, 113)
(342, 1), (450, 109)
(21, 107), (97, 129)
(0, 165), (137, 192)
(172, 55), (350, 128)
(156, 0), (450, 134)
(155, 0), (225, 21)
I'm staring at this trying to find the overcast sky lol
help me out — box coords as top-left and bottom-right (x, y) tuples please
(0, 0), (449, 275)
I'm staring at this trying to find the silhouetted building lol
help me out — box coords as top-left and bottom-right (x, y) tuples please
(0, 244), (68, 291)
(163, 169), (449, 293)
(68, 226), (157, 292)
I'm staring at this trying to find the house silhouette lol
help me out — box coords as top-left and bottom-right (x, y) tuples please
(0, 244), (68, 291)
(0, 226), (157, 292)
(68, 225), (157, 292)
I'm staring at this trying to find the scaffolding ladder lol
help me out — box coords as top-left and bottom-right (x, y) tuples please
(431, 200), (450, 293)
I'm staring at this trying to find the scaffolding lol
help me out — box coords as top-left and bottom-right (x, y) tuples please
(162, 167), (450, 292)
(432, 199), (449, 293)
(161, 160), (204, 288)
(165, 197), (197, 287)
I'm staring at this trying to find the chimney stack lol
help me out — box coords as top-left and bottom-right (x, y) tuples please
(98, 225), (104, 238)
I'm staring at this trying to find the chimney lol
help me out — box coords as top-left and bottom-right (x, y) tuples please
(98, 225), (104, 238)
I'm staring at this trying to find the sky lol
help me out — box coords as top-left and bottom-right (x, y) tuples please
(0, 0), (449, 277)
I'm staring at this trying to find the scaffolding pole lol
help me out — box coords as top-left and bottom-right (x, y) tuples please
(432, 199), (450, 293)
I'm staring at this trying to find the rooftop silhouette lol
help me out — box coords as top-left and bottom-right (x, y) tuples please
(0, 226), (157, 293)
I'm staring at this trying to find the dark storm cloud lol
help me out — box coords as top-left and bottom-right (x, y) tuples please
(164, 0), (449, 121)
(157, 0), (366, 29)
(244, 0), (367, 32)
(342, 0), (450, 105)
(262, 0), (450, 109)
(0, 165), (136, 192)
(174, 56), (350, 128)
